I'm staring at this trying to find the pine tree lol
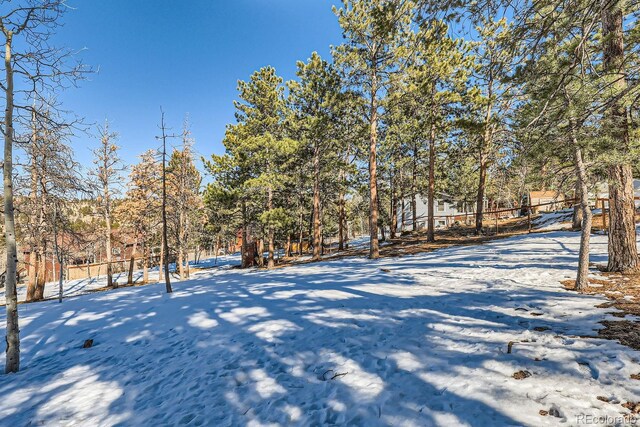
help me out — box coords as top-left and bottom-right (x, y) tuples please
(288, 52), (344, 261)
(333, 0), (415, 258)
(207, 67), (296, 269)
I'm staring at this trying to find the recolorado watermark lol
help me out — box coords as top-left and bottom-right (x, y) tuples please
(576, 414), (638, 425)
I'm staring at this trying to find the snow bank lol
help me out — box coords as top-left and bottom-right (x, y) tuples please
(533, 209), (575, 231)
(0, 231), (639, 426)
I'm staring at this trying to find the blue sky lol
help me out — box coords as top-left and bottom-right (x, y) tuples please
(54, 0), (343, 170)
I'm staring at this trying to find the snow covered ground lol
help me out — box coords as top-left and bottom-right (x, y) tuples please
(0, 254), (241, 305)
(533, 209), (575, 231)
(0, 231), (639, 426)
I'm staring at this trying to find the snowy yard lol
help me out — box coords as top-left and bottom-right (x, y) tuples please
(0, 254), (241, 305)
(1, 231), (639, 426)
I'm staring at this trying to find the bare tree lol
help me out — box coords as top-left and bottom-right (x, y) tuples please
(167, 119), (201, 280)
(156, 108), (175, 294)
(0, 0), (88, 374)
(92, 121), (124, 289)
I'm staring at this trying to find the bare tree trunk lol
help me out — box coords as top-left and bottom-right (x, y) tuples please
(257, 238), (264, 267)
(573, 138), (592, 291)
(267, 187), (275, 269)
(142, 243), (149, 283)
(105, 195), (113, 288)
(602, 0), (639, 273)
(285, 234), (291, 258)
(53, 204), (64, 303)
(572, 179), (583, 230)
(158, 234), (164, 281)
(427, 122), (436, 243)
(26, 111), (38, 303)
(475, 154), (488, 235)
(34, 249), (46, 300)
(390, 172), (397, 239)
(3, 32), (19, 373)
(160, 110), (172, 292)
(241, 200), (249, 268)
(338, 190), (346, 251)
(178, 246), (185, 280)
(298, 210), (304, 256)
(26, 254), (36, 302)
(476, 76), (494, 235)
(400, 192), (406, 233)
(127, 241), (137, 285)
(412, 140), (418, 232)
(369, 70), (379, 259)
(312, 142), (321, 261)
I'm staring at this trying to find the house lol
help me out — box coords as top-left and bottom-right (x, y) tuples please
(398, 193), (490, 231)
(522, 190), (565, 214)
(592, 180), (640, 208)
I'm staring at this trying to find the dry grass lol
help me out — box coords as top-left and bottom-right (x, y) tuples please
(563, 272), (640, 350)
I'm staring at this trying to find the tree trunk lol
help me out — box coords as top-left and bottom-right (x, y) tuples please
(573, 139), (592, 291)
(475, 156), (487, 235)
(338, 190), (346, 251)
(26, 113), (38, 303)
(267, 187), (275, 269)
(178, 209), (185, 279)
(105, 197), (114, 288)
(241, 200), (249, 268)
(312, 142), (321, 261)
(285, 234), (291, 258)
(34, 249), (46, 300)
(602, 0), (639, 272)
(572, 179), (583, 230)
(158, 234), (164, 282)
(127, 241), (137, 285)
(26, 254), (36, 302)
(400, 172), (406, 234)
(390, 173), (397, 239)
(3, 32), (20, 373)
(178, 246), (185, 280)
(427, 122), (436, 243)
(143, 243), (149, 284)
(298, 210), (304, 256)
(476, 75), (494, 235)
(369, 70), (380, 259)
(412, 140), (418, 231)
(258, 238), (264, 267)
(160, 116), (172, 293)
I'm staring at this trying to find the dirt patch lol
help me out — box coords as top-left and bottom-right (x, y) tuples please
(563, 273), (640, 350)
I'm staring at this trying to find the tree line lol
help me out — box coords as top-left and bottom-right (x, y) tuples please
(2, 0), (640, 375)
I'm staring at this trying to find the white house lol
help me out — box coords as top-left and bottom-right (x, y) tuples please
(398, 193), (489, 231)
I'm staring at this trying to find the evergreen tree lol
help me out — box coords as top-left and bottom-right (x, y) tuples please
(333, 0), (416, 258)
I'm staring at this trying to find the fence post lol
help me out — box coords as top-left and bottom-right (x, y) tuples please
(528, 206), (532, 233)
(603, 199), (608, 231)
(495, 211), (498, 235)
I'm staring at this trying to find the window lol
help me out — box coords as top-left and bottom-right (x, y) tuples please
(437, 201), (445, 212)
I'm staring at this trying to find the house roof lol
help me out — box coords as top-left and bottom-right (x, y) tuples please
(529, 191), (564, 200)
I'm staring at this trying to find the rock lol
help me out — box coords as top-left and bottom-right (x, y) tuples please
(622, 401), (640, 414)
(82, 339), (94, 349)
(512, 370), (532, 380)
